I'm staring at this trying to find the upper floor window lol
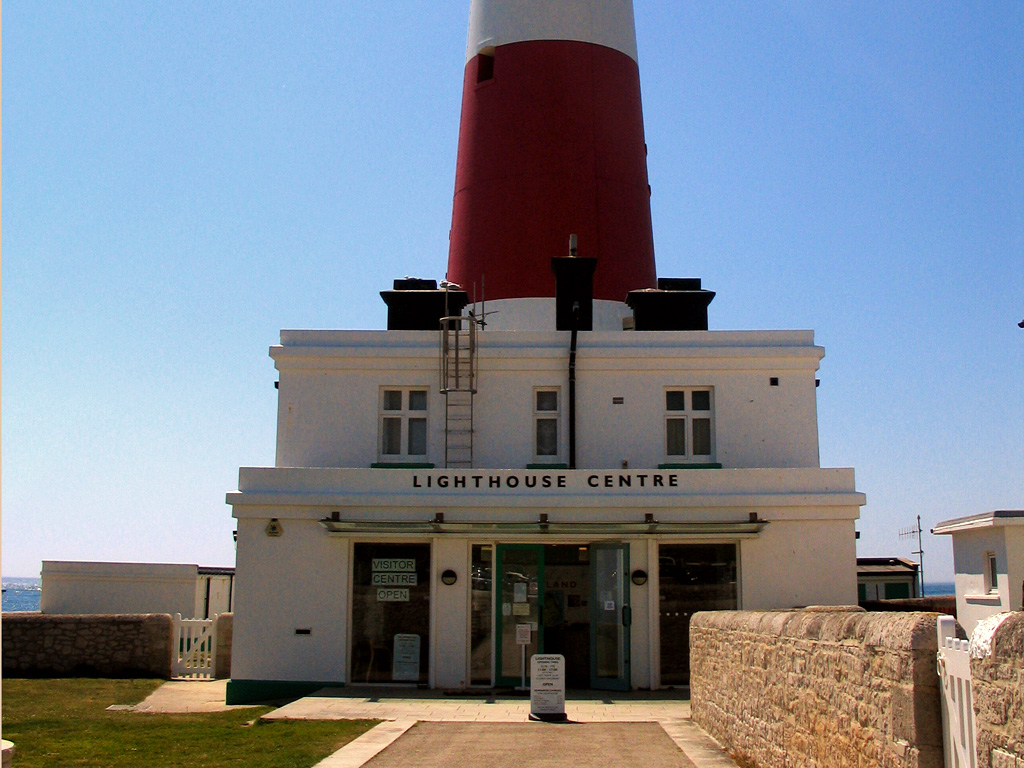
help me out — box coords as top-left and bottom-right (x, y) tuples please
(380, 388), (427, 460)
(665, 388), (714, 461)
(985, 552), (999, 594)
(534, 388), (560, 461)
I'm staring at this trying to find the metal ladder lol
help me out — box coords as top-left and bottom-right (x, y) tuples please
(439, 315), (477, 468)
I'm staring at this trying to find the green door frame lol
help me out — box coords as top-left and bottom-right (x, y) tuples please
(494, 544), (545, 687)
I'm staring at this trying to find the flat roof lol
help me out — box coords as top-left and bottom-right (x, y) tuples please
(856, 557), (918, 575)
(932, 510), (1024, 535)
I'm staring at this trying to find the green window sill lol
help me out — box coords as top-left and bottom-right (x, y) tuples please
(526, 463), (569, 470)
(371, 462), (436, 469)
(658, 462), (723, 469)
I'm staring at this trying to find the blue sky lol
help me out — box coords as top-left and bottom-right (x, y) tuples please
(4, 1), (1022, 583)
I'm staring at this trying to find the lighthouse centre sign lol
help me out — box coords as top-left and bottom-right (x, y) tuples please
(410, 470), (690, 492)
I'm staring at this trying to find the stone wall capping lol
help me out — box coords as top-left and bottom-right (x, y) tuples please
(971, 612), (1024, 768)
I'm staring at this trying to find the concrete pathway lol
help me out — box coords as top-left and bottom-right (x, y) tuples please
(125, 679), (257, 714)
(128, 681), (738, 767)
(265, 687), (692, 723)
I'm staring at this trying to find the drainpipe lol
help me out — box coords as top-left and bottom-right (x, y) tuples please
(569, 301), (579, 470)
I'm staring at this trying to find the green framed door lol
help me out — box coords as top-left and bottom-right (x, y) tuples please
(495, 544), (544, 687)
(590, 542), (630, 691)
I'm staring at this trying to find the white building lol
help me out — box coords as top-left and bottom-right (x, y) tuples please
(225, 0), (865, 703)
(41, 561), (234, 619)
(932, 510), (1024, 635)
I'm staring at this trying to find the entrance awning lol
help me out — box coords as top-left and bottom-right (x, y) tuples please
(318, 517), (767, 537)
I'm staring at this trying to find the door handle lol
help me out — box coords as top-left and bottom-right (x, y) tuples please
(621, 605), (632, 627)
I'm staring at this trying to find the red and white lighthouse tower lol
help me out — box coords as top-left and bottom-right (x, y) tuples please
(447, 0), (657, 321)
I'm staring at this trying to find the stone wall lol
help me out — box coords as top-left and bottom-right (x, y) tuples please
(214, 612), (233, 679)
(971, 613), (1024, 768)
(2, 613), (173, 678)
(860, 596), (957, 617)
(690, 608), (943, 768)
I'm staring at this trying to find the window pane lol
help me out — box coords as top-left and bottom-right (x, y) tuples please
(383, 390), (403, 411)
(470, 545), (493, 685)
(351, 543), (430, 684)
(658, 544), (737, 685)
(382, 417), (402, 454)
(408, 418), (427, 455)
(666, 391), (686, 411)
(692, 390), (711, 411)
(536, 418), (558, 455)
(666, 418), (686, 456)
(536, 391), (558, 412)
(408, 391), (427, 411)
(692, 418), (712, 455)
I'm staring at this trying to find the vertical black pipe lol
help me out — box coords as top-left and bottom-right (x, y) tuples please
(569, 302), (579, 469)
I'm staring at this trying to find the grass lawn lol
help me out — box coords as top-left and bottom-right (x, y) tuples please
(2, 679), (378, 768)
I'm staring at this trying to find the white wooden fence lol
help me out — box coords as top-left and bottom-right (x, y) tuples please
(172, 613), (217, 679)
(937, 615), (977, 768)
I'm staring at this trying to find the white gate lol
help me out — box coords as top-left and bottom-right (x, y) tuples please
(173, 613), (217, 679)
(937, 615), (977, 768)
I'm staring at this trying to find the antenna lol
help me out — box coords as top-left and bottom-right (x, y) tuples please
(899, 515), (925, 597)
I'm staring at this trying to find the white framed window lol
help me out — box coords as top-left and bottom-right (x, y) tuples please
(379, 388), (428, 460)
(533, 388), (560, 462)
(985, 552), (999, 594)
(664, 388), (714, 461)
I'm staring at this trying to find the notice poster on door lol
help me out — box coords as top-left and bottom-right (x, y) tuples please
(530, 654), (566, 721)
(516, 623), (532, 645)
(392, 633), (421, 681)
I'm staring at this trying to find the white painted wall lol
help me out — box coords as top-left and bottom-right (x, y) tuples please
(466, 0), (639, 62)
(740, 518), (859, 609)
(272, 330), (823, 472)
(231, 518), (349, 683)
(949, 526), (1023, 635)
(430, 537), (470, 688)
(41, 561), (199, 616)
(628, 539), (651, 688)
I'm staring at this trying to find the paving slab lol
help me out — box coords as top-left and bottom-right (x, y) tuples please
(264, 688), (691, 723)
(312, 719), (416, 768)
(126, 680), (259, 714)
(358, 722), (699, 768)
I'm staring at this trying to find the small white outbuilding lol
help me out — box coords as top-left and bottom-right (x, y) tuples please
(932, 510), (1024, 635)
(40, 561), (234, 619)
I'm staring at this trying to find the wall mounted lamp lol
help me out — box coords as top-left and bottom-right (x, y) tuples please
(441, 569), (458, 586)
(631, 569), (648, 586)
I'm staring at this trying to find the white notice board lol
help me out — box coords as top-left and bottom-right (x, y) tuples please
(530, 654), (566, 721)
(392, 633), (421, 681)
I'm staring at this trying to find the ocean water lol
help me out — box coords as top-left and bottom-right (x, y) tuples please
(924, 581), (955, 597)
(2, 577), (41, 612)
(0, 576), (957, 614)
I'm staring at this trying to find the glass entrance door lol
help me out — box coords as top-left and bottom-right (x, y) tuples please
(493, 542), (629, 690)
(590, 543), (630, 691)
(495, 544), (543, 687)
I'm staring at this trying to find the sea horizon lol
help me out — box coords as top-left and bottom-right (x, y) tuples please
(1, 576), (958, 613)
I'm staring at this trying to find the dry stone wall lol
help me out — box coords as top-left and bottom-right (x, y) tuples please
(690, 609), (943, 768)
(971, 613), (1024, 768)
(2, 613), (173, 678)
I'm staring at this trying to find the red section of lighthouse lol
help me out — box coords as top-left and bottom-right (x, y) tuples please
(447, 0), (657, 303)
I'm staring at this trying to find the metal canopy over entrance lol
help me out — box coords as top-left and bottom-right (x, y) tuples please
(320, 519), (766, 536)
